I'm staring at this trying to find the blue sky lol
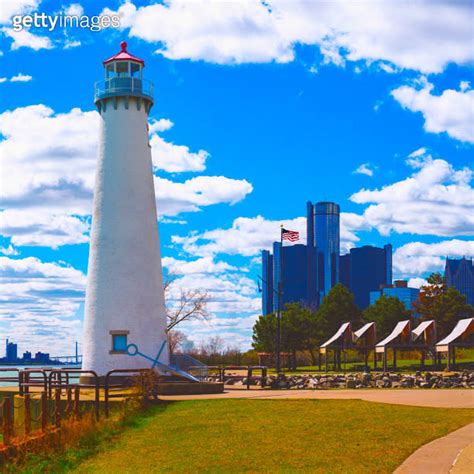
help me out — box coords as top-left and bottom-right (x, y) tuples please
(0, 0), (473, 355)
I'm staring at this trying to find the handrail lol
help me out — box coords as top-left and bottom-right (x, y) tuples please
(19, 369), (48, 395)
(94, 78), (154, 102)
(48, 369), (100, 420)
(104, 368), (151, 417)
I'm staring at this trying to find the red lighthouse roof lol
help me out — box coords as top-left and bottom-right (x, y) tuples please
(103, 41), (144, 66)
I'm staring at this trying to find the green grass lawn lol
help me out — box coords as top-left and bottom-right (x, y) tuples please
(19, 399), (473, 474)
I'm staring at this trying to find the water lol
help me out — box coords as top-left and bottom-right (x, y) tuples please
(0, 365), (81, 387)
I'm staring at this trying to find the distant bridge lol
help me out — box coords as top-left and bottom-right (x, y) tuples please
(49, 354), (83, 365)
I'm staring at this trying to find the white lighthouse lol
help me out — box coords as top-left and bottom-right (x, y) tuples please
(82, 42), (168, 377)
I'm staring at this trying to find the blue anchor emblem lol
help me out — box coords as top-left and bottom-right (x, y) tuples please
(126, 340), (167, 369)
(126, 340), (199, 382)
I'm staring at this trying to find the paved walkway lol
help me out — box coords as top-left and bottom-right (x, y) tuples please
(160, 387), (474, 408)
(451, 441), (474, 473)
(394, 423), (474, 474)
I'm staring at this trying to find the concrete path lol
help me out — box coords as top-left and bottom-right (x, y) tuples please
(451, 441), (474, 473)
(394, 423), (474, 474)
(160, 387), (474, 408)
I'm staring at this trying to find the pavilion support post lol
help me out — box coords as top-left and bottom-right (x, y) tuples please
(452, 346), (456, 369)
(374, 351), (377, 370)
(325, 352), (328, 373)
(364, 350), (368, 372)
(333, 350), (336, 371)
(383, 350), (387, 372)
(447, 348), (451, 371)
(393, 348), (397, 370)
(318, 352), (322, 371)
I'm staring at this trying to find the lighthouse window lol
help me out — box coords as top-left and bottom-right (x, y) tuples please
(106, 64), (114, 79)
(131, 62), (141, 78)
(110, 331), (129, 353)
(116, 61), (129, 77)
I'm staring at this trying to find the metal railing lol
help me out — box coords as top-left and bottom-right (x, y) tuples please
(94, 77), (154, 102)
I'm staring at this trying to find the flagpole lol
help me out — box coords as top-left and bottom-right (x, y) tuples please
(276, 224), (283, 373)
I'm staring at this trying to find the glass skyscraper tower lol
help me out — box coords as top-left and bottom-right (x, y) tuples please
(307, 201), (340, 300)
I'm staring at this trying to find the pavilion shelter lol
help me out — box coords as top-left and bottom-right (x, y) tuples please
(411, 320), (437, 368)
(375, 320), (412, 372)
(435, 318), (474, 370)
(352, 322), (377, 371)
(319, 322), (352, 371)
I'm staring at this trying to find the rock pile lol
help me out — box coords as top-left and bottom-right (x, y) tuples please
(217, 371), (474, 389)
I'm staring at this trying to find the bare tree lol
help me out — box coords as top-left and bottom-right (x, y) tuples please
(167, 330), (188, 355)
(164, 272), (210, 332)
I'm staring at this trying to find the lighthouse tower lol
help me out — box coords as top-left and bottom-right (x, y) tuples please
(82, 42), (168, 377)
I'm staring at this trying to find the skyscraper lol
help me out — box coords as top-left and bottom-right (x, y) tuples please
(273, 243), (309, 310)
(261, 250), (274, 315)
(308, 202), (340, 300)
(349, 244), (392, 309)
(445, 257), (474, 306)
(339, 253), (351, 290)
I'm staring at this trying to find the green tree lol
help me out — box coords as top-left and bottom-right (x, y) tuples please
(252, 313), (277, 353)
(252, 303), (321, 369)
(413, 272), (474, 338)
(412, 272), (446, 320)
(316, 284), (361, 340)
(363, 295), (411, 339)
(433, 288), (474, 338)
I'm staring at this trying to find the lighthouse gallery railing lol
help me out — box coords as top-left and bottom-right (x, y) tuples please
(94, 78), (154, 102)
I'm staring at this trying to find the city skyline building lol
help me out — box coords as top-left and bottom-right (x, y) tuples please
(308, 201), (340, 300)
(261, 250), (274, 315)
(261, 201), (395, 315)
(5, 339), (17, 362)
(272, 242), (309, 311)
(445, 257), (474, 306)
(370, 280), (420, 314)
(340, 244), (392, 309)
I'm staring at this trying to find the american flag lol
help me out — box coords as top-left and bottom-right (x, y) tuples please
(281, 228), (300, 242)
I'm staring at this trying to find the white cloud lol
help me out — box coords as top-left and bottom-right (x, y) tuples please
(0, 104), (252, 246)
(0, 256), (85, 354)
(0, 0), (40, 24)
(0, 245), (19, 256)
(162, 256), (238, 275)
(151, 134), (209, 173)
(407, 277), (426, 289)
(103, 0), (474, 73)
(0, 210), (89, 248)
(9, 72), (32, 82)
(393, 239), (474, 278)
(0, 73), (33, 83)
(392, 80), (474, 143)
(172, 212), (367, 258)
(63, 3), (83, 16)
(351, 155), (474, 237)
(353, 163), (375, 177)
(64, 39), (81, 49)
(408, 147), (427, 159)
(2, 28), (53, 50)
(149, 118), (174, 133)
(155, 176), (252, 216)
